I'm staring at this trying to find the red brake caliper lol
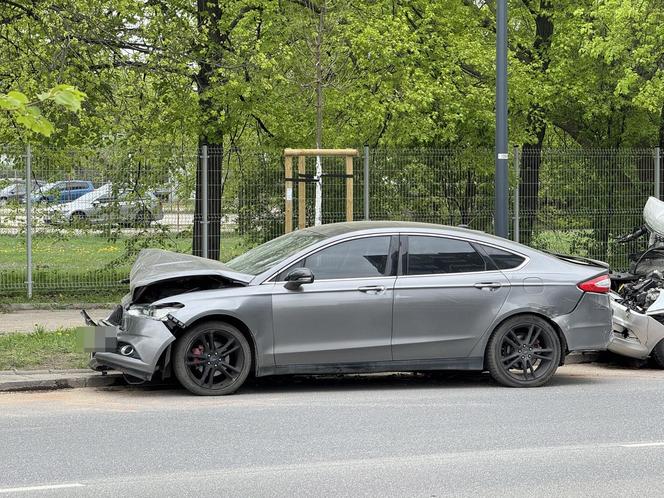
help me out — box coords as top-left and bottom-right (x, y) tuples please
(191, 345), (205, 366)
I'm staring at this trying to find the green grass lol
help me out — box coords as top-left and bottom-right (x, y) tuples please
(0, 327), (88, 370)
(0, 233), (194, 270)
(0, 232), (253, 298)
(0, 290), (125, 309)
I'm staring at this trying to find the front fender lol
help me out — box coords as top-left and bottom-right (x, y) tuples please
(169, 293), (275, 375)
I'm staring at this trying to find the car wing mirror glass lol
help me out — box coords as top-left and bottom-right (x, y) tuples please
(284, 267), (314, 290)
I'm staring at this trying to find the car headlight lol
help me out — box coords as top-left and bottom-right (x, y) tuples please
(125, 302), (184, 321)
(142, 302), (185, 321)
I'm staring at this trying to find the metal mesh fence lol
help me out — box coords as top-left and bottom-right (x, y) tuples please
(518, 148), (656, 270)
(368, 148), (496, 231)
(1, 145), (199, 294)
(0, 145), (660, 297)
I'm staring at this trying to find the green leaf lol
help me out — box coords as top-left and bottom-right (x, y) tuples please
(37, 85), (86, 112)
(15, 107), (55, 137)
(0, 91), (29, 110)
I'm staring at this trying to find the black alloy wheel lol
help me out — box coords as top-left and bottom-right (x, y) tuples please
(486, 315), (561, 387)
(70, 211), (86, 224)
(173, 321), (251, 396)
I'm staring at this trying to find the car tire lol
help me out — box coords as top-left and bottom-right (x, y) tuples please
(650, 338), (664, 368)
(486, 315), (561, 388)
(173, 321), (252, 396)
(70, 211), (86, 223)
(133, 209), (152, 228)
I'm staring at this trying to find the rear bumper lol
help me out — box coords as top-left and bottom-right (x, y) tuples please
(85, 312), (176, 381)
(553, 292), (612, 352)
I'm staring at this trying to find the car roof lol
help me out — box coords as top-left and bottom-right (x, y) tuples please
(301, 220), (486, 238)
(291, 221), (541, 257)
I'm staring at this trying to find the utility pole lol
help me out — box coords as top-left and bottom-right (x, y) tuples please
(495, 0), (509, 238)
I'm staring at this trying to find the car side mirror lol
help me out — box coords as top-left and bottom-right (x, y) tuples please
(284, 267), (314, 290)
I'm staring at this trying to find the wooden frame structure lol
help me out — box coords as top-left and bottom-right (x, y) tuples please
(284, 148), (359, 233)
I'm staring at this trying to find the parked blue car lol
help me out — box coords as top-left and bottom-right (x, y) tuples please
(31, 180), (95, 204)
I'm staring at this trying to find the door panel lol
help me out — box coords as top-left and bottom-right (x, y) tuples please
(392, 272), (510, 360)
(271, 235), (397, 366)
(392, 234), (510, 360)
(272, 276), (396, 365)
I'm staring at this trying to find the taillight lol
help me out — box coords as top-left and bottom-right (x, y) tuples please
(577, 275), (611, 294)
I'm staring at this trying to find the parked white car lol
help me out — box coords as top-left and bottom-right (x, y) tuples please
(44, 183), (163, 226)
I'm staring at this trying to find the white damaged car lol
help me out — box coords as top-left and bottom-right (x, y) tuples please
(609, 196), (664, 366)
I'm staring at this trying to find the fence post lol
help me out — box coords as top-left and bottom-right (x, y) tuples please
(201, 145), (208, 259)
(363, 146), (370, 220)
(25, 144), (33, 299)
(513, 145), (520, 243)
(656, 147), (661, 200)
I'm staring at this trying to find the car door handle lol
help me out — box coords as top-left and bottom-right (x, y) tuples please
(357, 285), (386, 294)
(474, 282), (502, 291)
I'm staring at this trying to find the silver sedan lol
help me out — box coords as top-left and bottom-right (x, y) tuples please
(45, 184), (163, 226)
(84, 221), (612, 395)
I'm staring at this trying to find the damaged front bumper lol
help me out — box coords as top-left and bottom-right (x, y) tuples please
(83, 308), (176, 381)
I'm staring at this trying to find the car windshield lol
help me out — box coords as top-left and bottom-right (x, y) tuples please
(225, 230), (327, 275)
(76, 184), (111, 203)
(35, 182), (57, 194)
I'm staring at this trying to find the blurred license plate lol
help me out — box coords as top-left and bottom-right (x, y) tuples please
(76, 326), (118, 353)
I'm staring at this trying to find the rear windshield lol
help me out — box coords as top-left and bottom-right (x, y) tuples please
(225, 230), (327, 275)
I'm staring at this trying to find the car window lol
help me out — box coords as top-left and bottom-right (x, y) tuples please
(302, 236), (391, 280)
(481, 245), (525, 270)
(407, 236), (486, 275)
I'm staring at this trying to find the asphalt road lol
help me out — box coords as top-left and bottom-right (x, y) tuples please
(1, 364), (664, 497)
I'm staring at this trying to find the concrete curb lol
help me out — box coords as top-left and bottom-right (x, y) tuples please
(4, 303), (117, 312)
(0, 369), (125, 392)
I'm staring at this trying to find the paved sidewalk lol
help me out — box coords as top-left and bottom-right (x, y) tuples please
(0, 309), (113, 334)
(0, 369), (124, 391)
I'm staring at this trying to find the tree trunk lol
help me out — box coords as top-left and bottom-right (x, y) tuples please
(193, 0), (223, 259)
(518, 0), (553, 246)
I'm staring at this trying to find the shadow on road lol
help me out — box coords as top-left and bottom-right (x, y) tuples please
(99, 367), (605, 398)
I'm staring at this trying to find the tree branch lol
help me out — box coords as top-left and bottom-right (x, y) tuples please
(286, 0), (321, 14)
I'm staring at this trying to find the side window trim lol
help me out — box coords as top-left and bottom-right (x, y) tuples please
(472, 243), (499, 271)
(387, 235), (399, 277)
(270, 233), (396, 283)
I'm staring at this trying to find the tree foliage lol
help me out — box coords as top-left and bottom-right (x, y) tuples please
(2, 0), (664, 264)
(0, 85), (86, 136)
(2, 0), (662, 148)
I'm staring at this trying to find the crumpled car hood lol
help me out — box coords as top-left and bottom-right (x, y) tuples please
(644, 196), (664, 237)
(129, 249), (253, 294)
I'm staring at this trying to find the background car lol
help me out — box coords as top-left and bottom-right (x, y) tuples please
(0, 179), (45, 203)
(31, 180), (94, 204)
(45, 183), (163, 226)
(86, 221), (613, 395)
